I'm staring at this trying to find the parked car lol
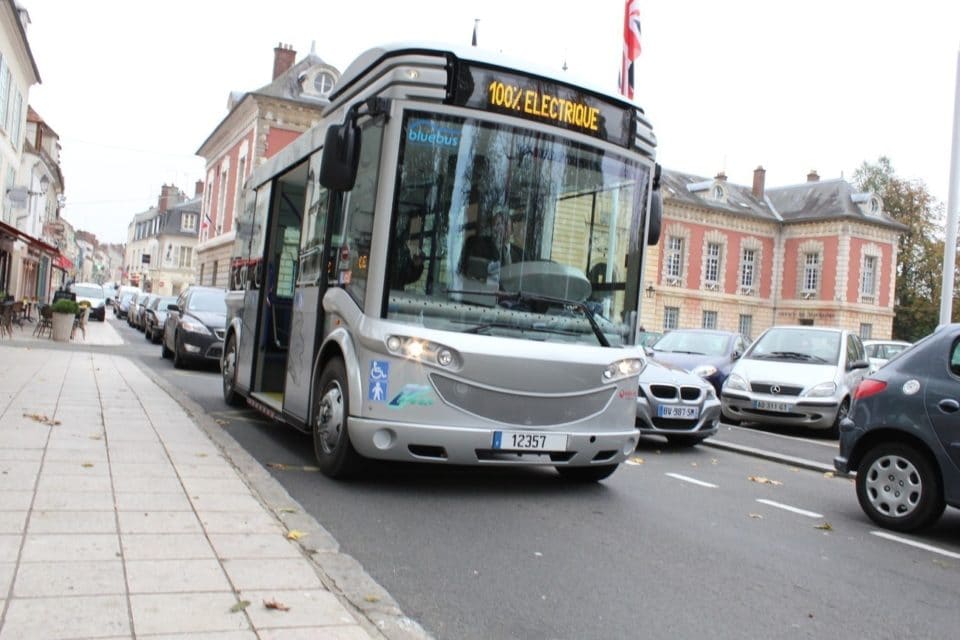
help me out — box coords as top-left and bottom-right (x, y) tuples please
(721, 326), (871, 436)
(648, 329), (749, 394)
(161, 286), (227, 368)
(68, 282), (107, 321)
(115, 290), (138, 318)
(862, 339), (912, 372)
(143, 295), (177, 343)
(133, 294), (156, 331)
(637, 330), (663, 348)
(102, 283), (117, 306)
(126, 292), (143, 326)
(636, 359), (722, 446)
(835, 324), (960, 532)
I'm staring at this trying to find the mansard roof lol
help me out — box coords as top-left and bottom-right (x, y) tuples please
(660, 169), (780, 221)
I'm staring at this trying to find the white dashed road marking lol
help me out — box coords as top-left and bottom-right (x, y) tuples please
(755, 499), (824, 518)
(665, 473), (718, 488)
(871, 531), (960, 560)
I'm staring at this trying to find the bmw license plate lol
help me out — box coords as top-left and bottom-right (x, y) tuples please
(753, 399), (793, 413)
(492, 431), (568, 451)
(657, 405), (700, 419)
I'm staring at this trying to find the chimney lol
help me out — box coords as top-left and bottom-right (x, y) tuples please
(273, 43), (297, 80)
(195, 180), (205, 199)
(752, 166), (766, 197)
(158, 184), (179, 213)
(807, 170), (820, 182)
(714, 171), (727, 181)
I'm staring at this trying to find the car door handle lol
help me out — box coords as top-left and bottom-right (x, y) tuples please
(938, 399), (960, 413)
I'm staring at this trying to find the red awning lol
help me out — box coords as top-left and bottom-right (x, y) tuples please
(53, 253), (73, 271)
(0, 219), (59, 256)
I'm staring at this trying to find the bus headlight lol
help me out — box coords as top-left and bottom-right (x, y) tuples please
(386, 335), (460, 369)
(603, 358), (644, 383)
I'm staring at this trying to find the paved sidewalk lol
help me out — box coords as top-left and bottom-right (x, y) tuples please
(0, 311), (124, 347)
(0, 344), (426, 639)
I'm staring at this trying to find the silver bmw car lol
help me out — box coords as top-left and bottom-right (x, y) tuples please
(636, 359), (721, 446)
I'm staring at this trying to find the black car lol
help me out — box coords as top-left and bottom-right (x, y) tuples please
(835, 324), (960, 532)
(161, 286), (227, 369)
(648, 329), (749, 395)
(144, 295), (177, 343)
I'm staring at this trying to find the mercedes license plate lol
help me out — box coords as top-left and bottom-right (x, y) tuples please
(657, 404), (700, 419)
(492, 431), (568, 451)
(753, 399), (793, 413)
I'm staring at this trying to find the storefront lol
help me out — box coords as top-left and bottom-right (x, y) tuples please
(0, 220), (60, 303)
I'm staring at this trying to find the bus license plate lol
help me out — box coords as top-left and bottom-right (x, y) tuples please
(492, 431), (568, 451)
(657, 404), (699, 419)
(753, 400), (792, 413)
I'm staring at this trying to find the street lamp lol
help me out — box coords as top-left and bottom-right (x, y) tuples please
(645, 284), (655, 298)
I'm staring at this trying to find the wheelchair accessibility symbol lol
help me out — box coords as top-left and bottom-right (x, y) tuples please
(368, 360), (390, 402)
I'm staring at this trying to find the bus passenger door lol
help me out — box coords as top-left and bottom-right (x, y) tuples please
(235, 185), (271, 395)
(284, 154), (334, 421)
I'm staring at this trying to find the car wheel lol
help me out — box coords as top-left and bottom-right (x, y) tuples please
(856, 442), (945, 532)
(666, 435), (707, 447)
(144, 326), (152, 341)
(826, 398), (850, 439)
(312, 357), (361, 478)
(222, 335), (244, 407)
(161, 333), (172, 359)
(173, 333), (188, 369)
(555, 464), (619, 482)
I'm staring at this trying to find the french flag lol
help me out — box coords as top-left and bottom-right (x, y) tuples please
(619, 0), (642, 99)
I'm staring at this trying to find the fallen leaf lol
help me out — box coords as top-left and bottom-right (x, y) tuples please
(196, 453), (208, 458)
(267, 462), (291, 471)
(277, 507), (298, 514)
(287, 530), (305, 541)
(23, 413), (60, 426)
(749, 513), (764, 519)
(230, 600), (251, 613)
(263, 598), (290, 611)
(364, 594), (381, 603)
(814, 522), (833, 531)
(81, 463), (94, 468)
(823, 471), (835, 479)
(748, 475), (783, 486)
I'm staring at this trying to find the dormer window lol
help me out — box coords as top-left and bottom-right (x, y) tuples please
(712, 185), (724, 200)
(868, 197), (881, 216)
(313, 70), (336, 96)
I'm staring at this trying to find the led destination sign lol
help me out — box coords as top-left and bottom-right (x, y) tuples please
(453, 64), (634, 148)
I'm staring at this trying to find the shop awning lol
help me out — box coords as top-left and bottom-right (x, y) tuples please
(53, 253), (74, 271)
(0, 220), (59, 256)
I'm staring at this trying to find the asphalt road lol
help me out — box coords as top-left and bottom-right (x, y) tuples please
(112, 315), (960, 640)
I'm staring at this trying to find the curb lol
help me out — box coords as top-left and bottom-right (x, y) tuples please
(702, 437), (839, 474)
(129, 356), (433, 640)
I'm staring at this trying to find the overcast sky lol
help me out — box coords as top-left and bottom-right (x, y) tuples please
(23, 0), (960, 244)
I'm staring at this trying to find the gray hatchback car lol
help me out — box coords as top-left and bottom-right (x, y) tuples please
(721, 326), (871, 436)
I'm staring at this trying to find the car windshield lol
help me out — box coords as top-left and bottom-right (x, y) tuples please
(72, 285), (103, 298)
(746, 328), (841, 365)
(188, 290), (226, 313)
(652, 331), (729, 356)
(153, 296), (177, 310)
(383, 111), (651, 347)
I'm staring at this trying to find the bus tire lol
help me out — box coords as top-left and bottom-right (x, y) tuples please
(555, 464), (619, 482)
(222, 335), (244, 407)
(313, 357), (361, 478)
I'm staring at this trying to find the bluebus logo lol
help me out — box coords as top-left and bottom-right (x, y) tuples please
(407, 120), (461, 148)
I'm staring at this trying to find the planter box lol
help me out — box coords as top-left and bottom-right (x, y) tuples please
(52, 312), (74, 342)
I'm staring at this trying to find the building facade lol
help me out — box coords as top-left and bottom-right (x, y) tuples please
(194, 43), (340, 289)
(124, 184), (200, 295)
(640, 168), (904, 340)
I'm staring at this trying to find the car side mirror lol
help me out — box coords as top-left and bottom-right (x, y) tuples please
(167, 304), (180, 312)
(848, 359), (870, 371)
(732, 351), (742, 361)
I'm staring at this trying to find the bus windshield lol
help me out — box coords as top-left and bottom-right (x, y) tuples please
(385, 111), (650, 347)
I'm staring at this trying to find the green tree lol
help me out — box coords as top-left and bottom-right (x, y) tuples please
(854, 157), (949, 341)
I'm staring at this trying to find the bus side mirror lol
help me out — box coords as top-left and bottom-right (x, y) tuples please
(319, 121), (361, 191)
(646, 189), (662, 246)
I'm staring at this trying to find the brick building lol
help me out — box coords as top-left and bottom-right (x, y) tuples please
(640, 167), (905, 340)
(194, 43), (340, 288)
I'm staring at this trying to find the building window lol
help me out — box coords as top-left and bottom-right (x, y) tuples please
(704, 242), (721, 286)
(663, 306), (679, 330)
(665, 236), (683, 280)
(702, 310), (718, 329)
(738, 314), (753, 340)
(199, 263), (205, 284)
(861, 255), (877, 297)
(740, 248), (756, 289)
(181, 214), (197, 232)
(177, 247), (192, 268)
(211, 260), (218, 287)
(860, 323), (873, 340)
(803, 252), (820, 294)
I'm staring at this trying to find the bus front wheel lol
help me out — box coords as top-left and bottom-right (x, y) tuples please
(222, 335), (244, 407)
(313, 357), (361, 478)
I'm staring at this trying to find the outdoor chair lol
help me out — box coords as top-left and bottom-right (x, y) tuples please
(9, 301), (23, 328)
(33, 304), (53, 338)
(0, 303), (13, 338)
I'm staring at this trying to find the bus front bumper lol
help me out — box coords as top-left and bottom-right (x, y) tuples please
(348, 417), (639, 467)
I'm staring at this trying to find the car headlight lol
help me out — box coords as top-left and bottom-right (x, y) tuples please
(180, 320), (211, 335)
(692, 364), (718, 378)
(603, 358), (644, 383)
(724, 373), (748, 391)
(704, 385), (717, 400)
(804, 382), (837, 398)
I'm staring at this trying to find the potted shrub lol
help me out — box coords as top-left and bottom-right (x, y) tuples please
(51, 298), (79, 342)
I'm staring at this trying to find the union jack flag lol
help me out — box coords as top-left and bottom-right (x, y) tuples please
(619, 0), (642, 99)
